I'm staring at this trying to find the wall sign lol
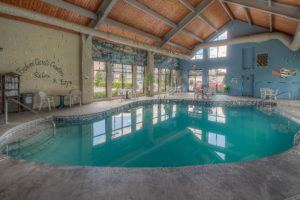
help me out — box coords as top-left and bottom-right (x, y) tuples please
(16, 58), (72, 88)
(272, 68), (297, 78)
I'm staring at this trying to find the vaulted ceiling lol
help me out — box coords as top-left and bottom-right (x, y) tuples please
(0, 0), (299, 57)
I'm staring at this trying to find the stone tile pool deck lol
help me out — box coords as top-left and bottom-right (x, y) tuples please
(0, 94), (300, 200)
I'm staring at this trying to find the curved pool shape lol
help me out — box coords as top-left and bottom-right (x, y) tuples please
(2, 103), (300, 167)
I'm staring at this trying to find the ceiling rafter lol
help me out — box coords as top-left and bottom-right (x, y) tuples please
(42, 0), (190, 53)
(242, 7), (252, 25)
(123, 0), (204, 44)
(218, 0), (234, 20)
(178, 0), (218, 32)
(178, 0), (195, 12)
(268, 0), (272, 32)
(43, 0), (97, 19)
(166, 42), (192, 53)
(224, 0), (300, 22)
(160, 0), (214, 46)
(197, 15), (218, 31)
(104, 18), (191, 53)
(181, 30), (204, 42)
(90, 0), (119, 28)
(104, 18), (162, 42)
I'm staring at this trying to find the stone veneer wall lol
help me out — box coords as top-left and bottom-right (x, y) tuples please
(0, 17), (83, 108)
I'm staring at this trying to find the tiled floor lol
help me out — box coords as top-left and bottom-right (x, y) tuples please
(0, 94), (300, 200)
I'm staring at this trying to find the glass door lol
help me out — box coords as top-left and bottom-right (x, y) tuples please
(188, 70), (203, 92)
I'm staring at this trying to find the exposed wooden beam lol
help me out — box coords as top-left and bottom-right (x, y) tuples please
(167, 41), (192, 53)
(104, 18), (162, 42)
(181, 30), (204, 42)
(224, 0), (300, 22)
(161, 0), (214, 46)
(43, 0), (97, 19)
(90, 0), (118, 28)
(179, 0), (218, 32)
(104, 18), (191, 52)
(178, 0), (195, 12)
(123, 0), (177, 28)
(197, 15), (218, 31)
(218, 0), (234, 20)
(242, 7), (252, 25)
(0, 2), (191, 59)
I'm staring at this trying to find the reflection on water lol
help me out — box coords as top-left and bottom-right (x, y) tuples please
(6, 104), (300, 167)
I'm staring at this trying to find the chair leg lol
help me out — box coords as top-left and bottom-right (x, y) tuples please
(39, 101), (43, 111)
(48, 100), (51, 111)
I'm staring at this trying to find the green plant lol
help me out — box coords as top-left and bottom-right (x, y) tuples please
(144, 72), (154, 96)
(224, 85), (230, 94)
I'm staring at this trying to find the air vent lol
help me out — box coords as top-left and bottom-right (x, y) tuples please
(256, 53), (268, 67)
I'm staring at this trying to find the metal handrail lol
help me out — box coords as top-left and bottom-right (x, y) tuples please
(5, 98), (56, 134)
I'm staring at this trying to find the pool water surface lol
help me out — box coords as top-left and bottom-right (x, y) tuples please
(3, 103), (300, 167)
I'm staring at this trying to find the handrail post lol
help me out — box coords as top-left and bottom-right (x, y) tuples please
(5, 100), (8, 124)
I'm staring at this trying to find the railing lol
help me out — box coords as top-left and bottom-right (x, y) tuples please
(5, 98), (56, 134)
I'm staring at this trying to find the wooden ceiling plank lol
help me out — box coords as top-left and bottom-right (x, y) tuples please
(218, 0), (234, 20)
(42, 0), (97, 19)
(104, 18), (162, 42)
(90, 0), (118, 28)
(269, 13), (273, 32)
(181, 29), (204, 42)
(160, 0), (214, 46)
(197, 15), (218, 31)
(123, 0), (177, 28)
(224, 0), (300, 22)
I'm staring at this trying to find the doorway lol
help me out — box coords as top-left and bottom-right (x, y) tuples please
(242, 75), (254, 97)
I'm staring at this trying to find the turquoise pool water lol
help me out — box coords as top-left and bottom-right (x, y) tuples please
(4, 103), (300, 167)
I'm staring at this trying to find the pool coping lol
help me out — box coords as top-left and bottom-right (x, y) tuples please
(1, 98), (300, 200)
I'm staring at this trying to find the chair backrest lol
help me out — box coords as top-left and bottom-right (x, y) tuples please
(38, 91), (47, 99)
(70, 89), (81, 96)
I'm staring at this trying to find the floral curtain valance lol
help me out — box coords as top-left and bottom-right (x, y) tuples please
(92, 40), (147, 66)
(92, 40), (179, 68)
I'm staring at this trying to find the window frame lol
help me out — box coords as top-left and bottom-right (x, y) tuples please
(93, 61), (107, 99)
(191, 49), (204, 60)
(209, 31), (228, 59)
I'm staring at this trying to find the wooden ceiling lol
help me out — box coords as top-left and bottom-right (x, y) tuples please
(0, 0), (299, 56)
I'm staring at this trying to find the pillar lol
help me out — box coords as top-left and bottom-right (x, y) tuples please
(80, 34), (93, 104)
(106, 62), (113, 98)
(146, 51), (154, 96)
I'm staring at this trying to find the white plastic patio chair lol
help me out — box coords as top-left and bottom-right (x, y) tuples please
(69, 89), (82, 107)
(270, 89), (279, 100)
(260, 88), (267, 99)
(38, 91), (55, 111)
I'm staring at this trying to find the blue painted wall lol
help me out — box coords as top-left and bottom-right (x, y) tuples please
(179, 20), (300, 100)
